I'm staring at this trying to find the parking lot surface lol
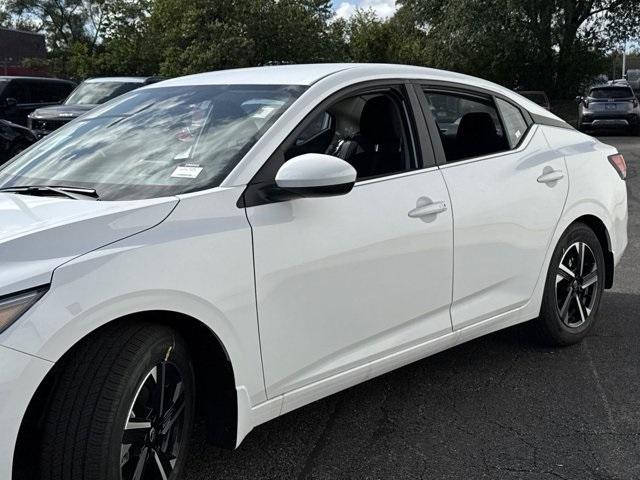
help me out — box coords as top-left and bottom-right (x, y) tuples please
(184, 134), (640, 480)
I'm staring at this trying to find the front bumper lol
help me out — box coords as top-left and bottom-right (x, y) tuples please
(0, 345), (53, 479)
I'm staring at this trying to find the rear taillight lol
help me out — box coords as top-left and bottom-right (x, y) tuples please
(608, 153), (627, 180)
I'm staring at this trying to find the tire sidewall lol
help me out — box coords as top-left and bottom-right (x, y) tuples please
(106, 330), (196, 480)
(541, 223), (605, 344)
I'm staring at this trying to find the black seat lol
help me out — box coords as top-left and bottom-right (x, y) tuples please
(454, 111), (508, 160)
(341, 96), (404, 178)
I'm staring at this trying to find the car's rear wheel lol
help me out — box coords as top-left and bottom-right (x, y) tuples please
(38, 322), (195, 480)
(535, 223), (605, 346)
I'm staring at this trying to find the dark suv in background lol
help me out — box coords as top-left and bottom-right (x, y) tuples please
(0, 76), (76, 126)
(577, 83), (640, 134)
(28, 76), (165, 136)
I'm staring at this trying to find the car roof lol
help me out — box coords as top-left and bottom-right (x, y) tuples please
(82, 77), (151, 83)
(151, 63), (557, 120)
(0, 76), (75, 84)
(589, 85), (634, 94)
(153, 63), (501, 87)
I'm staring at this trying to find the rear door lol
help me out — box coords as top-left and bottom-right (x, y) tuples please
(416, 84), (568, 329)
(245, 83), (454, 398)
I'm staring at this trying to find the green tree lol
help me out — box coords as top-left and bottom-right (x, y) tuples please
(400, 0), (640, 96)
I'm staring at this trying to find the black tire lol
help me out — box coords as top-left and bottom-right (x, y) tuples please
(535, 222), (605, 346)
(39, 322), (195, 480)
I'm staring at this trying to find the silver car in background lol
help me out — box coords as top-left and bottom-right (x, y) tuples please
(577, 83), (640, 135)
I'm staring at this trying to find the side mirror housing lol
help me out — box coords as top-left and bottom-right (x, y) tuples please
(574, 96), (583, 104)
(275, 153), (357, 199)
(4, 97), (17, 108)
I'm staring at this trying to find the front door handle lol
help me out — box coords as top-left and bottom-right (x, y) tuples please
(408, 201), (448, 218)
(537, 170), (564, 183)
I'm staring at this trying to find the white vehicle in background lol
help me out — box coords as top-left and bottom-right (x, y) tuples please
(0, 64), (628, 480)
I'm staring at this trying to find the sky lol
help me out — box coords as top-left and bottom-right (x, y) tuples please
(333, 0), (398, 19)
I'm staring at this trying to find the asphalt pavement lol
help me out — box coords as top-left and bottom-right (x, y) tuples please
(184, 133), (640, 480)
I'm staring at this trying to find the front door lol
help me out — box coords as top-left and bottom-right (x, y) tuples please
(245, 85), (454, 397)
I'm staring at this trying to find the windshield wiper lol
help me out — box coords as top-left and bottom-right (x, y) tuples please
(0, 185), (100, 200)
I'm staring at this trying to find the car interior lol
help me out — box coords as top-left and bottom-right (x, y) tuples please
(285, 88), (514, 175)
(286, 91), (416, 179)
(423, 91), (510, 162)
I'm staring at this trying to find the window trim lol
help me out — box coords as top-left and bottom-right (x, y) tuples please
(438, 124), (538, 170)
(414, 82), (535, 165)
(239, 79), (434, 208)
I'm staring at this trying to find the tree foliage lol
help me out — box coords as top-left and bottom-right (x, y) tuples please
(2, 0), (639, 97)
(399, 0), (640, 96)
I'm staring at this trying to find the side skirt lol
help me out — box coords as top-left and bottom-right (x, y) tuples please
(236, 304), (532, 445)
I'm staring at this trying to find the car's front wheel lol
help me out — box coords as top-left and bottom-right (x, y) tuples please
(38, 322), (195, 480)
(535, 222), (605, 346)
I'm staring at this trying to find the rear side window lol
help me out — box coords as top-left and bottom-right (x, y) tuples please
(423, 90), (509, 162)
(496, 98), (528, 148)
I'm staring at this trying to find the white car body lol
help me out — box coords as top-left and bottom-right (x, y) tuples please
(0, 64), (628, 478)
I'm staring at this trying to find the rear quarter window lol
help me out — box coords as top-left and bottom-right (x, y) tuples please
(496, 98), (529, 148)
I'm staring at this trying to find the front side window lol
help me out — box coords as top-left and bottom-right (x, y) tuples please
(423, 90), (508, 162)
(286, 89), (417, 180)
(496, 98), (529, 148)
(0, 84), (304, 200)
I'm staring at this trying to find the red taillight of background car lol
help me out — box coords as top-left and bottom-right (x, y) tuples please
(608, 153), (627, 180)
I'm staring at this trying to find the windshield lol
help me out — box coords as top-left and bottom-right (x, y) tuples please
(0, 84), (304, 200)
(64, 81), (144, 105)
(589, 87), (634, 99)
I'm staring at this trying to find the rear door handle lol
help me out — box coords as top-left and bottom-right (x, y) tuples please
(537, 170), (564, 183)
(408, 201), (448, 218)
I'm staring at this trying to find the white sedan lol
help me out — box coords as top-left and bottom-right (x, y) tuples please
(0, 64), (627, 480)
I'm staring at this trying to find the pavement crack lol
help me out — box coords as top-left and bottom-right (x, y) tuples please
(295, 395), (345, 480)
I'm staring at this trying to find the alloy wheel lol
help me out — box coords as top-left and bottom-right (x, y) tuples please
(555, 241), (599, 328)
(120, 361), (188, 480)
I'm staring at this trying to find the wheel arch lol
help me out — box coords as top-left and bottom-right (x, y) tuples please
(571, 214), (614, 289)
(13, 311), (238, 479)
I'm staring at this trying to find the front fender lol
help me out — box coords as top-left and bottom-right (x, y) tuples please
(0, 186), (266, 407)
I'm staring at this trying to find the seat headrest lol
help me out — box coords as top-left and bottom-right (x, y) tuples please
(360, 96), (399, 142)
(456, 112), (498, 141)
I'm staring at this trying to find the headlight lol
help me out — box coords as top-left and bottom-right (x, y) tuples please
(0, 286), (48, 334)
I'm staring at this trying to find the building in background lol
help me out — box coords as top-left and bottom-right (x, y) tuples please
(0, 27), (47, 76)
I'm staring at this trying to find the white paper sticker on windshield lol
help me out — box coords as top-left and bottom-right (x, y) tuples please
(252, 106), (276, 119)
(515, 130), (522, 139)
(171, 164), (203, 179)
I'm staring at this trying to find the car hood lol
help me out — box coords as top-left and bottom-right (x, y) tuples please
(29, 104), (96, 120)
(0, 193), (178, 296)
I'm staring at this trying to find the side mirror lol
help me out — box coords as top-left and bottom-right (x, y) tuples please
(4, 97), (17, 108)
(574, 96), (583, 104)
(275, 153), (357, 198)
